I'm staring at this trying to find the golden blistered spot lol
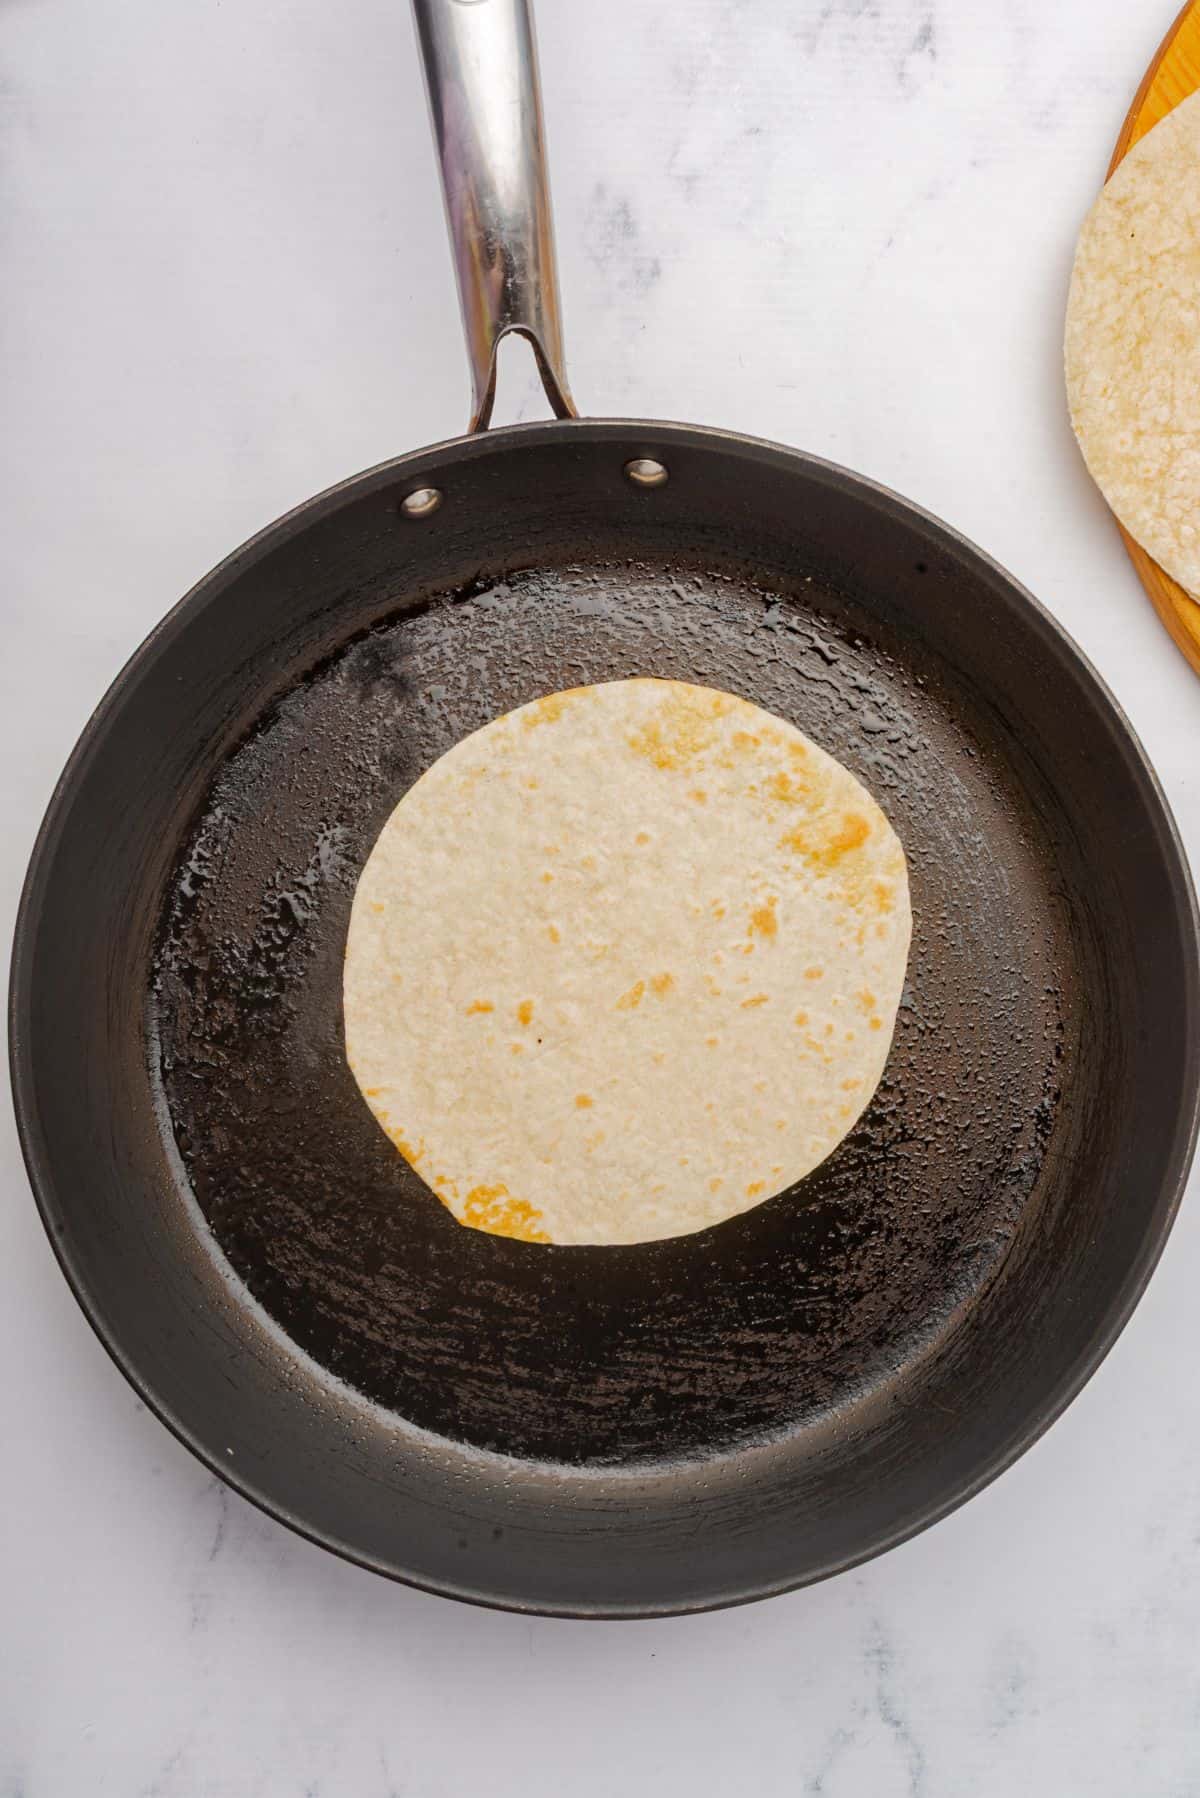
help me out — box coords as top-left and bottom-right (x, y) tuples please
(650, 972), (675, 996)
(746, 1180), (765, 1197)
(733, 730), (761, 750)
(804, 966), (824, 982)
(794, 1010), (808, 1027)
(635, 830), (651, 845)
(616, 979), (646, 1011)
(781, 810), (872, 873)
(541, 871), (555, 884)
(581, 854), (597, 872)
(842, 1077), (862, 1092)
(369, 900), (384, 914)
(679, 1156), (690, 1166)
(522, 690), (575, 731)
(461, 1183), (550, 1242)
(766, 769), (809, 806)
(517, 1000), (534, 1027)
(653, 1051), (666, 1065)
(575, 1093), (593, 1109)
(775, 1119), (787, 1131)
(388, 1128), (424, 1168)
(741, 993), (769, 1009)
(363, 1086), (381, 1098)
(709, 1177), (724, 1193)
(749, 896), (778, 939)
(690, 789), (707, 803)
(705, 1034), (719, 1048)
(858, 988), (877, 1014)
(873, 880), (895, 915)
(711, 902), (726, 920)
(510, 1042), (524, 1056)
(547, 923), (561, 944)
(626, 685), (733, 770)
(771, 1164), (783, 1175)
(525, 777), (539, 790)
(838, 1104), (851, 1120)
(465, 1000), (494, 1016)
(845, 1030), (856, 1042)
(825, 1022), (834, 1037)
(870, 1016), (883, 1032)
(585, 1131), (605, 1152)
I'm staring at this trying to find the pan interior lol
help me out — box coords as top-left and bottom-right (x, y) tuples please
(152, 546), (1072, 1467)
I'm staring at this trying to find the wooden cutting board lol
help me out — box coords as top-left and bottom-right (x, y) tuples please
(1104, 1), (1200, 676)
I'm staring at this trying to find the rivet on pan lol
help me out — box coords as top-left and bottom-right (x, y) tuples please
(624, 457), (669, 489)
(401, 486), (443, 519)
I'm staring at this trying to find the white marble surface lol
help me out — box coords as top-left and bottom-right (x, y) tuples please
(5, 0), (1200, 1791)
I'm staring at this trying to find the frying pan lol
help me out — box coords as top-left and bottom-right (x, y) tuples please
(10, 0), (1200, 1618)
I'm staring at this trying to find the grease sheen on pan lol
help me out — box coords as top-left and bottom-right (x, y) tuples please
(343, 679), (911, 1246)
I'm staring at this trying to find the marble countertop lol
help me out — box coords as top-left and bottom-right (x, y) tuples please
(5, 1), (1200, 1791)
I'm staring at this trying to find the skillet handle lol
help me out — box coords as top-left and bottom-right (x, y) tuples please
(411, 0), (576, 433)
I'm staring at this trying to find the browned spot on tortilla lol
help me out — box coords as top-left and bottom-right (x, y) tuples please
(635, 830), (651, 845)
(650, 972), (675, 996)
(461, 1183), (550, 1242)
(749, 897), (778, 939)
(804, 966), (824, 981)
(541, 871), (555, 884)
(465, 999), (494, 1016)
(616, 979), (646, 1011)
(709, 1177), (723, 1193)
(705, 1034), (719, 1047)
(690, 789), (707, 803)
(387, 1128), (424, 1168)
(575, 1093), (593, 1109)
(766, 769), (810, 806)
(522, 690), (576, 731)
(794, 1010), (808, 1027)
(517, 999), (534, 1027)
(870, 1016), (883, 1031)
(746, 1180), (765, 1197)
(547, 923), (561, 944)
(741, 993), (769, 1009)
(781, 810), (872, 875)
(626, 684), (734, 770)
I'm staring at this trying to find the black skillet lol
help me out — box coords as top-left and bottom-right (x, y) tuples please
(10, 0), (1200, 1617)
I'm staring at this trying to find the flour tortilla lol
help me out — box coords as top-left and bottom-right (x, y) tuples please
(1066, 89), (1200, 600)
(344, 679), (911, 1246)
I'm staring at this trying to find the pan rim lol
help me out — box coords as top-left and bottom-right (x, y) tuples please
(10, 416), (1200, 1617)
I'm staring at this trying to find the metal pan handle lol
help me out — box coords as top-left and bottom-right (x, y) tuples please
(411, 0), (576, 434)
